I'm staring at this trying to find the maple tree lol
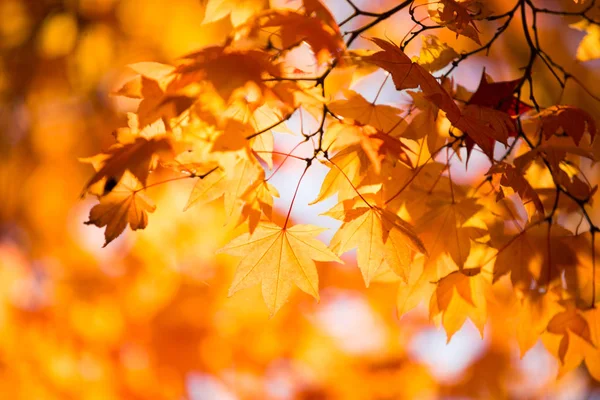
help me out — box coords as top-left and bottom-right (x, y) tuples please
(2, 0), (600, 398)
(84, 0), (600, 386)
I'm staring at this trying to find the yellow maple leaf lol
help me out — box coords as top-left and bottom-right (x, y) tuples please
(570, 20), (600, 61)
(310, 145), (369, 204)
(240, 170), (280, 234)
(396, 258), (435, 316)
(328, 90), (406, 137)
(218, 223), (342, 315)
(513, 290), (563, 357)
(114, 62), (176, 99)
(202, 0), (268, 27)
(223, 102), (293, 168)
(327, 201), (426, 285)
(185, 159), (263, 224)
(416, 35), (459, 72)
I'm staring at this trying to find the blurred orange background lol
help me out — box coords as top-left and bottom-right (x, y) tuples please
(1, 0), (600, 398)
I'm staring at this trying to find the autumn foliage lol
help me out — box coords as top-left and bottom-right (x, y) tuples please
(3, 0), (600, 398)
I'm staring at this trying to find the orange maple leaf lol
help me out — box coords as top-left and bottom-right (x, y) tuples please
(364, 38), (434, 92)
(171, 46), (281, 105)
(430, 268), (489, 341)
(428, 0), (482, 44)
(81, 136), (173, 195)
(489, 222), (577, 291)
(488, 162), (545, 215)
(547, 302), (595, 365)
(85, 173), (156, 247)
(416, 197), (486, 275)
(115, 63), (195, 129)
(241, 8), (345, 65)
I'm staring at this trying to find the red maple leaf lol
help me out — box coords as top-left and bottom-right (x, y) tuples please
(464, 71), (533, 159)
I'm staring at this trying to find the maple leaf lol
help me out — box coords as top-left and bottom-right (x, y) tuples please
(128, 62), (176, 82)
(416, 35), (459, 73)
(302, 0), (340, 39)
(115, 63), (196, 129)
(469, 71), (531, 116)
(327, 201), (426, 285)
(462, 71), (531, 157)
(514, 289), (563, 357)
(364, 38), (435, 92)
(244, 9), (345, 64)
(513, 135), (596, 175)
(488, 162), (545, 215)
(382, 162), (449, 219)
(489, 222), (578, 291)
(81, 137), (174, 195)
(416, 197), (486, 276)
(429, 268), (489, 341)
(328, 90), (406, 136)
(547, 302), (595, 366)
(185, 159), (263, 224)
(364, 38), (459, 116)
(536, 105), (597, 145)
(218, 223), (342, 315)
(459, 104), (513, 144)
(114, 62), (176, 99)
(184, 168), (229, 210)
(583, 308), (600, 380)
(364, 39), (513, 159)
(428, 0), (482, 44)
(202, 0), (268, 26)
(210, 119), (254, 153)
(325, 121), (412, 174)
(85, 173), (156, 247)
(240, 170), (279, 234)
(116, 113), (168, 142)
(570, 20), (600, 61)
(310, 145), (369, 204)
(138, 91), (195, 130)
(396, 259), (436, 316)
(222, 102), (293, 168)
(170, 46), (281, 106)
(402, 91), (445, 154)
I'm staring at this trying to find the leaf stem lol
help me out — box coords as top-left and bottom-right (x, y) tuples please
(284, 161), (312, 228)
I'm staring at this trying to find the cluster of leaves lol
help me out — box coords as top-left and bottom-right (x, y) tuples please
(82, 0), (600, 381)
